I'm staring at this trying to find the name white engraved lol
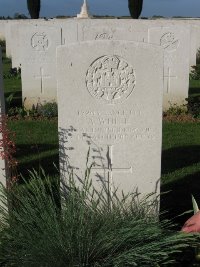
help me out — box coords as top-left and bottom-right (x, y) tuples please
(76, 109), (155, 144)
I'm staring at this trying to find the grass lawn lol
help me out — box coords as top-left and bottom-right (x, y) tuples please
(189, 79), (200, 97)
(6, 119), (200, 227)
(2, 52), (22, 110)
(2, 42), (200, 227)
(8, 120), (59, 178)
(161, 121), (200, 226)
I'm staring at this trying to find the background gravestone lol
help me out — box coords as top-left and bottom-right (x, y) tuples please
(141, 20), (197, 67)
(64, 20), (191, 110)
(18, 24), (62, 109)
(0, 47), (6, 187)
(148, 26), (190, 109)
(178, 19), (200, 55)
(57, 40), (163, 197)
(0, 20), (7, 41)
(10, 19), (64, 68)
(5, 19), (47, 59)
(5, 20), (23, 58)
(76, 19), (149, 42)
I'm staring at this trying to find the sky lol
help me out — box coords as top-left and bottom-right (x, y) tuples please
(0, 0), (200, 18)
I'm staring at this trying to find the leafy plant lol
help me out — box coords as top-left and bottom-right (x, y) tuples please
(164, 103), (188, 116)
(190, 64), (200, 80)
(0, 39), (5, 48)
(8, 106), (27, 118)
(3, 67), (21, 79)
(37, 101), (58, 118)
(0, 168), (198, 267)
(187, 96), (200, 118)
(5, 93), (14, 112)
(197, 48), (200, 65)
(7, 101), (58, 119)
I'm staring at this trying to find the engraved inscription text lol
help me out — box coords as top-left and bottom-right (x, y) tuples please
(31, 32), (49, 51)
(160, 32), (179, 52)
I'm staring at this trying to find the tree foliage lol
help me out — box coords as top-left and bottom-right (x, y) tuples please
(128, 0), (143, 19)
(27, 0), (41, 19)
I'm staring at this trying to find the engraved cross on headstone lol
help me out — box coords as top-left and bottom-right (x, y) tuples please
(34, 67), (51, 93)
(91, 145), (132, 197)
(164, 67), (177, 94)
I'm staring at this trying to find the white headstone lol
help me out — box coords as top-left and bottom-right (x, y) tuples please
(5, 20), (20, 58)
(76, 19), (148, 42)
(148, 25), (190, 109)
(0, 47), (6, 187)
(9, 19), (54, 68)
(18, 24), (62, 109)
(57, 40), (163, 197)
(0, 20), (7, 41)
(188, 21), (200, 56)
(141, 19), (197, 67)
(64, 19), (190, 110)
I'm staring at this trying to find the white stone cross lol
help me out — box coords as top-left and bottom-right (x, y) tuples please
(34, 67), (51, 94)
(164, 67), (177, 94)
(77, 0), (91, 18)
(91, 145), (132, 197)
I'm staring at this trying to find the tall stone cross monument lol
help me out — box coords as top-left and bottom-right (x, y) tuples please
(77, 0), (91, 19)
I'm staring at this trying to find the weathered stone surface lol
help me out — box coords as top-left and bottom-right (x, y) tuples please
(7, 19), (193, 110)
(148, 25), (190, 109)
(17, 24), (62, 109)
(57, 40), (163, 197)
(5, 20), (24, 58)
(141, 19), (198, 67)
(0, 20), (7, 41)
(10, 19), (54, 68)
(64, 19), (190, 109)
(76, 19), (149, 42)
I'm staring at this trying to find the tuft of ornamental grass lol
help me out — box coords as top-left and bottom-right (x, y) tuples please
(0, 168), (198, 267)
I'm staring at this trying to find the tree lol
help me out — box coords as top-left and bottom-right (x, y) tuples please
(27, 0), (41, 19)
(128, 0), (143, 19)
(14, 13), (28, 19)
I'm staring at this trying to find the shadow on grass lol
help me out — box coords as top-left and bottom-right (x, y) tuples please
(15, 144), (59, 178)
(161, 171), (200, 228)
(189, 87), (200, 96)
(162, 145), (200, 175)
(4, 90), (22, 109)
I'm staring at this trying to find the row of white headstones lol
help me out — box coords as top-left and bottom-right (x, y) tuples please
(0, 18), (199, 110)
(0, 18), (200, 199)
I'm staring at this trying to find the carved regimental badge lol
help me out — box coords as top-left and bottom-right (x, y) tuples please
(86, 55), (136, 104)
(160, 32), (180, 52)
(31, 32), (49, 51)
